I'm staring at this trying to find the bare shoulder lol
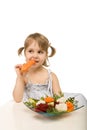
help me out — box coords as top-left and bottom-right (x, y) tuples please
(51, 71), (59, 80)
(51, 71), (62, 95)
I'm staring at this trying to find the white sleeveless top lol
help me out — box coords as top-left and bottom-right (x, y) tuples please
(23, 69), (53, 102)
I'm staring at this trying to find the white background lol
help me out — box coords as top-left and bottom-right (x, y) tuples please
(0, 0), (87, 106)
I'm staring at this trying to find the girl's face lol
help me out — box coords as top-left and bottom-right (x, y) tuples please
(25, 41), (47, 68)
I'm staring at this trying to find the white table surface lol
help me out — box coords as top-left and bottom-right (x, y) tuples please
(0, 101), (87, 130)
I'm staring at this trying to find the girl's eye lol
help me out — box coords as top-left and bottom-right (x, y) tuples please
(38, 51), (43, 54)
(28, 50), (33, 53)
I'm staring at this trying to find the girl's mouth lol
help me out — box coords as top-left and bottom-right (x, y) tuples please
(34, 60), (39, 63)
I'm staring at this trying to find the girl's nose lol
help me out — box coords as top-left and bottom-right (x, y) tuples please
(33, 52), (38, 58)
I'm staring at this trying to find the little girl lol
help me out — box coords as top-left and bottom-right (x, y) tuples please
(13, 32), (62, 103)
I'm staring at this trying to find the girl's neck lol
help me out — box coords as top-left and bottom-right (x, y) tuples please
(26, 66), (48, 84)
(28, 66), (45, 74)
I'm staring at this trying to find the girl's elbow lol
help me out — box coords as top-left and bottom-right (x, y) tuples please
(13, 98), (22, 103)
(13, 94), (22, 103)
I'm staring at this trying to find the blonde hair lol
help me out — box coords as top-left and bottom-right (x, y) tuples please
(18, 32), (56, 66)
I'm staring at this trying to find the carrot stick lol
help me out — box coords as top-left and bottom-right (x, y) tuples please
(66, 101), (74, 112)
(44, 97), (54, 103)
(21, 60), (35, 73)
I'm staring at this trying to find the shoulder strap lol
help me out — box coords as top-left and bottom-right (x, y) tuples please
(47, 69), (53, 96)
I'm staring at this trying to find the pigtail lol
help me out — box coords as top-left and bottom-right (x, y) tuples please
(48, 45), (56, 57)
(18, 47), (24, 55)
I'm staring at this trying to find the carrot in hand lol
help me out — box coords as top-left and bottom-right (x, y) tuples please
(21, 60), (35, 73)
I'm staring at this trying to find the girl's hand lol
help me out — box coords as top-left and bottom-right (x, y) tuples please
(15, 64), (22, 76)
(15, 60), (35, 76)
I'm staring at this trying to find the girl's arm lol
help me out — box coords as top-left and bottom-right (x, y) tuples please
(52, 72), (62, 96)
(13, 65), (26, 103)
